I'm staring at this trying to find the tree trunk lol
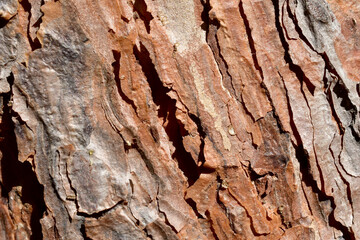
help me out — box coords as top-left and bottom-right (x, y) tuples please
(0, 0), (359, 239)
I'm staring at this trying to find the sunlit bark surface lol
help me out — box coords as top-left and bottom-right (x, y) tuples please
(1, 0), (360, 239)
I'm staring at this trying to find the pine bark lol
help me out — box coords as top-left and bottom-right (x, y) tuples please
(1, 0), (360, 239)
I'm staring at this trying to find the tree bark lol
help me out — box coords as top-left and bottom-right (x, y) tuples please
(1, 0), (360, 239)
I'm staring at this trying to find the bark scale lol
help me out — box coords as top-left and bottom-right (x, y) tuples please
(0, 0), (360, 239)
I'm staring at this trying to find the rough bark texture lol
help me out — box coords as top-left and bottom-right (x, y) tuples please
(1, 0), (360, 239)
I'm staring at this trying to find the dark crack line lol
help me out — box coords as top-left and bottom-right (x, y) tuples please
(213, 29), (237, 100)
(77, 200), (125, 219)
(133, 42), (200, 186)
(329, 134), (354, 224)
(216, 176), (237, 234)
(155, 192), (178, 234)
(261, 82), (287, 133)
(189, 113), (206, 166)
(0, 14), (17, 29)
(64, 156), (80, 210)
(239, 0), (264, 80)
(277, 71), (302, 146)
(228, 188), (267, 237)
(239, 0), (288, 129)
(0, 73), (46, 240)
(273, 0), (315, 96)
(285, 0), (358, 131)
(80, 223), (92, 240)
(132, 0), (153, 34)
(111, 50), (138, 116)
(19, 0), (42, 51)
(205, 210), (220, 240)
(200, 0), (238, 102)
(325, 73), (345, 135)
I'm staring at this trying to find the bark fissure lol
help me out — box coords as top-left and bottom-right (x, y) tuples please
(228, 189), (267, 236)
(133, 0), (153, 34)
(205, 210), (220, 240)
(133, 42), (200, 186)
(278, 71), (302, 145)
(273, 0), (315, 95)
(19, 0), (42, 51)
(239, 0), (264, 80)
(200, 0), (237, 100)
(80, 223), (92, 240)
(329, 134), (354, 224)
(156, 197), (178, 234)
(111, 50), (138, 115)
(189, 113), (206, 166)
(0, 14), (16, 29)
(216, 176), (237, 234)
(77, 200), (125, 219)
(2, 0), (360, 238)
(0, 73), (46, 240)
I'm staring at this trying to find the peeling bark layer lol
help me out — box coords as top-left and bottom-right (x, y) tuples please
(1, 0), (360, 239)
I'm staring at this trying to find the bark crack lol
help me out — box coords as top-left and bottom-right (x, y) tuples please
(132, 0), (153, 34)
(272, 0), (315, 95)
(216, 176), (237, 234)
(111, 50), (138, 116)
(228, 188), (267, 236)
(19, 0), (42, 51)
(285, 0), (358, 137)
(80, 223), (92, 240)
(133, 42), (200, 186)
(200, 0), (237, 100)
(0, 73), (46, 240)
(205, 210), (220, 240)
(77, 200), (125, 219)
(329, 134), (354, 225)
(0, 13), (17, 29)
(238, 0), (264, 80)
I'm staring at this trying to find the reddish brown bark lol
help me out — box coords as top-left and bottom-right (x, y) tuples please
(1, 0), (360, 239)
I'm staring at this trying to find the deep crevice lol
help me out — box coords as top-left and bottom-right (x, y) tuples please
(326, 83), (345, 135)
(19, 0), (42, 51)
(0, 14), (16, 29)
(239, 0), (264, 80)
(277, 71), (302, 146)
(200, 0), (238, 101)
(133, 0), (153, 33)
(0, 18), (10, 29)
(111, 50), (138, 114)
(215, 176), (237, 234)
(205, 210), (220, 240)
(272, 0), (315, 95)
(185, 198), (204, 219)
(297, 144), (355, 240)
(200, 0), (211, 36)
(274, 4), (355, 233)
(260, 83), (286, 133)
(80, 223), (92, 240)
(0, 73), (46, 240)
(155, 194), (178, 233)
(189, 113), (206, 165)
(286, 0), (359, 139)
(329, 137), (354, 229)
(77, 200), (124, 219)
(133, 42), (200, 186)
(228, 188), (265, 237)
(143, 227), (154, 240)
